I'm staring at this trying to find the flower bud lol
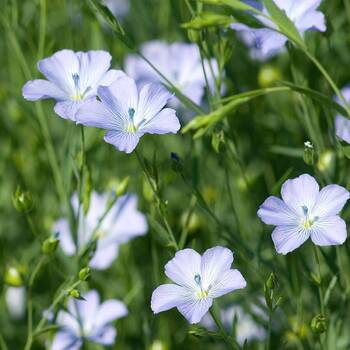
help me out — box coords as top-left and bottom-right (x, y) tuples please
(266, 272), (276, 290)
(310, 314), (327, 334)
(258, 65), (282, 88)
(4, 266), (23, 287)
(68, 289), (84, 300)
(12, 186), (33, 213)
(42, 236), (59, 254)
(79, 267), (91, 281)
(303, 141), (314, 165)
(149, 340), (168, 350)
(116, 176), (130, 197)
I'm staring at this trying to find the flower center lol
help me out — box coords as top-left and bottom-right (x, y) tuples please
(300, 205), (318, 229)
(194, 274), (209, 299)
(125, 107), (137, 133)
(71, 73), (91, 101)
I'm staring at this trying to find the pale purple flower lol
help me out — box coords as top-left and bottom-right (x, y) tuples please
(202, 305), (266, 345)
(258, 174), (349, 255)
(151, 247), (247, 324)
(124, 41), (219, 107)
(335, 86), (350, 143)
(75, 75), (180, 153)
(22, 50), (124, 120)
(54, 192), (148, 270)
(232, 0), (326, 59)
(52, 290), (127, 350)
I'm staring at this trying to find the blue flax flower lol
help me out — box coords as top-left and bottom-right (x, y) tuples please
(258, 174), (349, 254)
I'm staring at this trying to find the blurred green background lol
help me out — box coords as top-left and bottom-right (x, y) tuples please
(2, 0), (350, 349)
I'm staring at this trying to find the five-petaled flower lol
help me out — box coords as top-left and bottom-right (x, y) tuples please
(51, 290), (127, 350)
(22, 49), (124, 120)
(54, 192), (148, 270)
(258, 174), (350, 255)
(75, 75), (181, 153)
(151, 246), (247, 324)
(232, 0), (326, 59)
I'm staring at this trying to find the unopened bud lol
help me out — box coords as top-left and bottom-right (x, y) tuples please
(149, 340), (168, 350)
(79, 267), (91, 281)
(68, 289), (84, 300)
(116, 177), (130, 197)
(265, 272), (276, 290)
(311, 314), (327, 334)
(4, 266), (23, 287)
(317, 150), (334, 173)
(258, 65), (282, 88)
(42, 236), (59, 254)
(303, 141), (314, 165)
(187, 29), (201, 43)
(12, 186), (33, 213)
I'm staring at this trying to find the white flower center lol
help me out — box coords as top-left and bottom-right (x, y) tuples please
(71, 73), (91, 101)
(194, 274), (209, 299)
(300, 205), (318, 229)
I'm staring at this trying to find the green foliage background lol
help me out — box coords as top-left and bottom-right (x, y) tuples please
(1, 0), (350, 349)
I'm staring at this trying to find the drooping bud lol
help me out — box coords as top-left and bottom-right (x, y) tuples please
(12, 186), (33, 213)
(310, 314), (327, 334)
(265, 272), (276, 290)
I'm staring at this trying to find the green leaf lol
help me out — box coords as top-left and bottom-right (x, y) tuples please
(263, 0), (305, 48)
(182, 12), (233, 29)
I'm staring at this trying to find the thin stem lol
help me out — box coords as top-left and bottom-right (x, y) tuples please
(312, 245), (325, 315)
(24, 256), (48, 350)
(302, 48), (350, 118)
(266, 309), (273, 350)
(209, 307), (237, 350)
(135, 150), (179, 250)
(0, 334), (8, 350)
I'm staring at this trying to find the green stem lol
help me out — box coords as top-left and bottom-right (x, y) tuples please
(266, 310), (272, 350)
(135, 150), (179, 250)
(209, 307), (236, 350)
(302, 48), (350, 118)
(312, 245), (325, 315)
(24, 256), (48, 350)
(0, 334), (8, 350)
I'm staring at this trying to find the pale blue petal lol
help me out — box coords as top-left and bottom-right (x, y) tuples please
(75, 100), (119, 129)
(311, 216), (347, 246)
(258, 196), (299, 226)
(94, 300), (128, 329)
(165, 249), (201, 289)
(200, 247), (233, 289)
(56, 310), (80, 336)
(38, 49), (79, 96)
(53, 218), (76, 256)
(281, 174), (319, 216)
(313, 185), (349, 217)
(98, 69), (126, 87)
(98, 76), (138, 123)
(76, 50), (112, 91)
(89, 243), (119, 270)
(209, 269), (247, 298)
(140, 108), (180, 135)
(104, 130), (141, 154)
(74, 290), (100, 331)
(89, 325), (116, 346)
(22, 79), (66, 101)
(136, 83), (172, 124)
(335, 115), (350, 144)
(54, 100), (87, 121)
(177, 297), (213, 324)
(102, 194), (148, 244)
(271, 225), (310, 255)
(51, 331), (82, 350)
(296, 10), (326, 33)
(151, 284), (189, 314)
